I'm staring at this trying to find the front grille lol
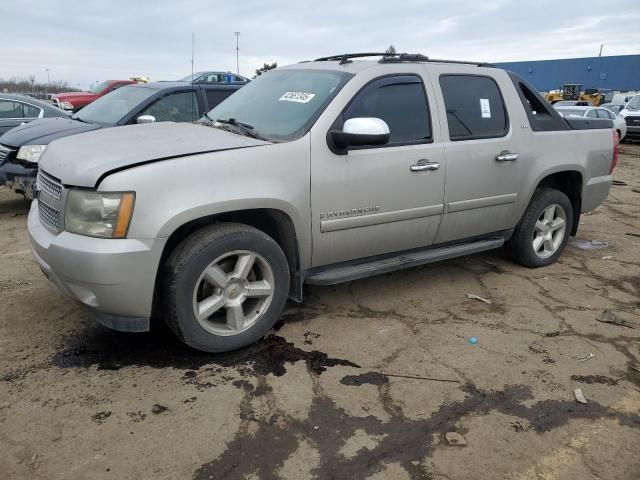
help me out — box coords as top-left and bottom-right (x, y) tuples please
(39, 201), (61, 231)
(37, 170), (63, 200)
(625, 116), (640, 126)
(0, 144), (14, 163)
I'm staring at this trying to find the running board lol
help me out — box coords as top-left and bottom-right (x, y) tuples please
(305, 238), (504, 285)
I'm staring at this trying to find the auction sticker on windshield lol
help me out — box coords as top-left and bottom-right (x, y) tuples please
(279, 91), (316, 103)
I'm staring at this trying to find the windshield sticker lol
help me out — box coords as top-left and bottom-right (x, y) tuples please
(480, 98), (491, 118)
(279, 91), (316, 103)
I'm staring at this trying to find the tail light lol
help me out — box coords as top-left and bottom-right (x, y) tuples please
(610, 129), (619, 174)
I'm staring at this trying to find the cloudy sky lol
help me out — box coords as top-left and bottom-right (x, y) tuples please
(1, 0), (638, 89)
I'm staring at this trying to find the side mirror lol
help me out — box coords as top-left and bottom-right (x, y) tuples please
(136, 115), (156, 124)
(330, 117), (390, 149)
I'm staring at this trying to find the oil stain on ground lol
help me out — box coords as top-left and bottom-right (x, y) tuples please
(49, 322), (358, 379)
(193, 383), (640, 480)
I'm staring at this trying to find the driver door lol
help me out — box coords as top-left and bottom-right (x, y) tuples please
(310, 74), (446, 267)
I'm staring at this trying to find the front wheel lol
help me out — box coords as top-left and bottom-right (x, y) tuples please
(506, 189), (573, 268)
(163, 223), (289, 352)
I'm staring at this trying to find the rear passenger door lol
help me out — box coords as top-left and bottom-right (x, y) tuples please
(433, 73), (525, 243)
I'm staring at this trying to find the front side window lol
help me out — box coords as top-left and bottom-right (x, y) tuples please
(0, 100), (24, 118)
(207, 69), (352, 142)
(440, 75), (508, 140)
(343, 75), (431, 145)
(74, 85), (158, 125)
(586, 109), (598, 118)
(140, 91), (200, 123)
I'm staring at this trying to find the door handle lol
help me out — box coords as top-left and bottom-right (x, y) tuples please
(496, 151), (518, 162)
(410, 160), (440, 172)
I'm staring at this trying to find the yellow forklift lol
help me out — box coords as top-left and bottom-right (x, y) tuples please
(544, 84), (607, 106)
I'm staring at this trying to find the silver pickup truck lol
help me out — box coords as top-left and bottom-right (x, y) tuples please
(28, 53), (618, 352)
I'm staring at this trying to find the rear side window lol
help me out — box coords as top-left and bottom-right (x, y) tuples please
(507, 73), (570, 132)
(0, 100), (24, 118)
(440, 75), (508, 140)
(205, 89), (234, 110)
(23, 103), (42, 118)
(344, 75), (431, 145)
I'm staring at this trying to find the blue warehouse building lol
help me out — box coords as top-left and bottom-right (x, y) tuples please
(495, 54), (640, 92)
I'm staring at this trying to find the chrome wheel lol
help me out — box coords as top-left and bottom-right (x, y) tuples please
(192, 250), (275, 336)
(532, 204), (567, 259)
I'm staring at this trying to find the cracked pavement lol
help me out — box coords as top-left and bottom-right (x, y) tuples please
(1, 143), (639, 479)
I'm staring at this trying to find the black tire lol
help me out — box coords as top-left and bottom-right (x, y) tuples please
(506, 188), (573, 268)
(163, 223), (289, 352)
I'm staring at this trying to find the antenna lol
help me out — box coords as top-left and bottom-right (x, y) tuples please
(191, 32), (195, 84)
(234, 31), (241, 75)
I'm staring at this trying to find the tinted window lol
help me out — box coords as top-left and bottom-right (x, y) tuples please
(74, 85), (158, 125)
(141, 91), (200, 123)
(206, 90), (233, 110)
(344, 76), (430, 144)
(440, 75), (508, 140)
(0, 100), (24, 118)
(23, 103), (42, 118)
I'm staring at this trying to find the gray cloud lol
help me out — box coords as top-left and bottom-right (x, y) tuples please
(1, 0), (638, 88)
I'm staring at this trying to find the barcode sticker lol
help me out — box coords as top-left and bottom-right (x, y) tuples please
(480, 98), (491, 118)
(279, 91), (316, 103)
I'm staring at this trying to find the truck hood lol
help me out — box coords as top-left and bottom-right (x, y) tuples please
(40, 122), (270, 188)
(0, 117), (101, 148)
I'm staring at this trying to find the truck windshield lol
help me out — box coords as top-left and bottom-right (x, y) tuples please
(90, 81), (112, 93)
(206, 69), (353, 142)
(73, 85), (158, 125)
(627, 96), (640, 110)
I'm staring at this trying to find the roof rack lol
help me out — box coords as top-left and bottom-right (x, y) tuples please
(313, 52), (494, 68)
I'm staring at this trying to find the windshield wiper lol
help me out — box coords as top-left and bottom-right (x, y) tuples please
(212, 117), (263, 140)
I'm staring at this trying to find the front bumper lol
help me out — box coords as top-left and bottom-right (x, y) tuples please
(28, 200), (166, 332)
(0, 162), (37, 198)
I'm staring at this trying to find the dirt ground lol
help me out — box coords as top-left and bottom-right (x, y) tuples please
(1, 144), (639, 480)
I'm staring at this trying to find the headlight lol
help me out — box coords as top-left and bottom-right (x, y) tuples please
(59, 101), (74, 110)
(65, 190), (135, 238)
(17, 145), (47, 163)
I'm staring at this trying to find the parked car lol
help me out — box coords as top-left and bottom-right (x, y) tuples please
(618, 94), (640, 142)
(553, 100), (591, 107)
(600, 103), (625, 115)
(0, 93), (69, 135)
(0, 81), (241, 198)
(28, 52), (617, 353)
(179, 71), (250, 84)
(554, 105), (627, 141)
(52, 80), (137, 112)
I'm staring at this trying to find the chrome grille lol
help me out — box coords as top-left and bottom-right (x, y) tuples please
(37, 170), (63, 200)
(38, 201), (61, 231)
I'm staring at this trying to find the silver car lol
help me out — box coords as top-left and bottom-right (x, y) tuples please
(555, 105), (627, 141)
(28, 53), (617, 352)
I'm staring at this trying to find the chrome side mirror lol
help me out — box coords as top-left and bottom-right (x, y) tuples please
(136, 115), (156, 124)
(330, 117), (390, 149)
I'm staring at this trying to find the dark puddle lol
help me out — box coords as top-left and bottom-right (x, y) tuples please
(340, 372), (389, 386)
(193, 383), (640, 480)
(49, 321), (358, 379)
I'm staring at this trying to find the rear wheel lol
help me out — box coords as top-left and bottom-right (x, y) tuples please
(164, 223), (289, 352)
(506, 189), (573, 267)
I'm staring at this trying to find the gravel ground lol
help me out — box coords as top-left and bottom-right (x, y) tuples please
(1, 144), (639, 480)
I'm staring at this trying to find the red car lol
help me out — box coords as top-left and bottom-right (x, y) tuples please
(52, 79), (136, 112)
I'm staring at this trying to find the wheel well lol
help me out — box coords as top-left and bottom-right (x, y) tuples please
(153, 209), (302, 317)
(536, 171), (582, 235)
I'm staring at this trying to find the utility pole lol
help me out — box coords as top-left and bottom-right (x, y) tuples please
(191, 32), (195, 83)
(234, 31), (241, 75)
(46, 68), (50, 96)
(598, 44), (603, 57)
